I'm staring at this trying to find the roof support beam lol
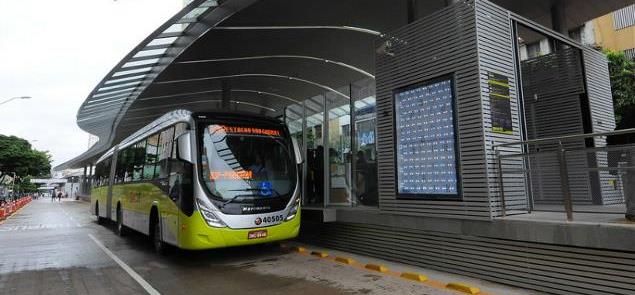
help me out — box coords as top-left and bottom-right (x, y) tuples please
(221, 79), (231, 109)
(177, 55), (374, 78)
(551, 0), (568, 35)
(156, 73), (350, 99)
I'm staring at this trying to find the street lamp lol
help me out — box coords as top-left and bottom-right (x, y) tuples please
(0, 96), (31, 106)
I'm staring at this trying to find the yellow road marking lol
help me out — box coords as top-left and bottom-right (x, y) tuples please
(282, 244), (494, 295)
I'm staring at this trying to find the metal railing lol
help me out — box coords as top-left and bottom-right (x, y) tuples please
(494, 128), (635, 221)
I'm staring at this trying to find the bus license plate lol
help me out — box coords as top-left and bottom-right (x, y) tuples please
(248, 230), (268, 239)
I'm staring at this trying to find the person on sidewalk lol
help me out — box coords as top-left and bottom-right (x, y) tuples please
(57, 191), (62, 202)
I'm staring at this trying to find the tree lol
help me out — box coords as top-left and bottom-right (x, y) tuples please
(605, 49), (635, 128)
(14, 176), (39, 193)
(0, 135), (51, 184)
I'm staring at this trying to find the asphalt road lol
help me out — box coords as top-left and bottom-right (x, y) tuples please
(0, 199), (465, 295)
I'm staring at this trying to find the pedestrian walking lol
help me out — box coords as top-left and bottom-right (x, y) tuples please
(57, 191), (62, 202)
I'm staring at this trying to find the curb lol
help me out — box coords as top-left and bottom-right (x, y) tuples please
(447, 282), (481, 294)
(281, 243), (489, 295)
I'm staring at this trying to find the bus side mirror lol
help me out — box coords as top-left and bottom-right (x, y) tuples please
(291, 137), (303, 165)
(177, 132), (193, 163)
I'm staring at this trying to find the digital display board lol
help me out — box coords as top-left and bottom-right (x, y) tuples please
(394, 78), (459, 198)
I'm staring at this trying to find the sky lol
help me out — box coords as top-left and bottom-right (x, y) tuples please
(0, 0), (183, 169)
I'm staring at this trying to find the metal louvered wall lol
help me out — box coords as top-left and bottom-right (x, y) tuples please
(583, 48), (623, 204)
(375, 0), (490, 220)
(475, 0), (527, 215)
(520, 47), (593, 204)
(613, 4), (635, 30)
(301, 220), (635, 295)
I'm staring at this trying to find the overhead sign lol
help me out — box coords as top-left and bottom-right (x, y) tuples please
(208, 125), (282, 137)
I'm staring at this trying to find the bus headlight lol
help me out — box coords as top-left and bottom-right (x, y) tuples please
(285, 197), (300, 221)
(196, 199), (226, 228)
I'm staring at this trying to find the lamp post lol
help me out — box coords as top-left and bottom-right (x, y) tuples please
(0, 96), (31, 106)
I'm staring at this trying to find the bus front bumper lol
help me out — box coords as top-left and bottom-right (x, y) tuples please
(178, 210), (301, 250)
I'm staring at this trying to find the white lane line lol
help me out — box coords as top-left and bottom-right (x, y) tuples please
(88, 234), (161, 295)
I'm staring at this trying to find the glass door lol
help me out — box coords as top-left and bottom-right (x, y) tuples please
(326, 87), (352, 206)
(352, 78), (378, 207)
(304, 95), (325, 206)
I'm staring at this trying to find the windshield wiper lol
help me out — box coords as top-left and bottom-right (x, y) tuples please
(219, 193), (256, 208)
(228, 188), (282, 197)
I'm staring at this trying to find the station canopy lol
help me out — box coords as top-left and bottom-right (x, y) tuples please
(57, 0), (635, 170)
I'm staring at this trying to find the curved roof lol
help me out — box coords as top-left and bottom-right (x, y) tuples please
(57, 0), (635, 170)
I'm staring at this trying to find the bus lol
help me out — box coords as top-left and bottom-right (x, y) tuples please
(91, 110), (302, 252)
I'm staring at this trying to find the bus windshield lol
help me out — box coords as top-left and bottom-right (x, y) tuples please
(200, 124), (296, 201)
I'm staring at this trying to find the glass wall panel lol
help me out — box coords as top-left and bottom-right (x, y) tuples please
(326, 86), (352, 206)
(352, 79), (378, 207)
(285, 103), (304, 145)
(304, 95), (325, 206)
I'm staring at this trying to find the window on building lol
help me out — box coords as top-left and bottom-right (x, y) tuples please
(526, 42), (542, 59)
(624, 48), (635, 60)
(568, 27), (582, 43)
(613, 4), (635, 30)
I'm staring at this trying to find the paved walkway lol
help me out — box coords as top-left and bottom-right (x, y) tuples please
(0, 198), (540, 295)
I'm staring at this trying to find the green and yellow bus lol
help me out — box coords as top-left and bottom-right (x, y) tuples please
(91, 110), (302, 252)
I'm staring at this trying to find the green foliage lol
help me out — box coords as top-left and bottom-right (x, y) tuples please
(14, 176), (39, 193)
(0, 135), (52, 184)
(604, 49), (635, 128)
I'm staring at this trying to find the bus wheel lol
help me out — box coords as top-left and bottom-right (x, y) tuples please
(116, 205), (127, 236)
(151, 212), (167, 255)
(96, 202), (105, 225)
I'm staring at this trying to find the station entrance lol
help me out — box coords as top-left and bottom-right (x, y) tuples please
(285, 78), (378, 209)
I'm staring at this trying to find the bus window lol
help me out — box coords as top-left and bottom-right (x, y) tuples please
(133, 140), (146, 181)
(144, 133), (160, 180)
(103, 157), (111, 186)
(169, 123), (194, 215)
(93, 162), (104, 187)
(115, 149), (125, 183)
(158, 127), (175, 179)
(119, 147), (135, 183)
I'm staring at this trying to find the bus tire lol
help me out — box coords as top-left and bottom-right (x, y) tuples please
(150, 209), (167, 255)
(95, 201), (105, 225)
(116, 204), (127, 236)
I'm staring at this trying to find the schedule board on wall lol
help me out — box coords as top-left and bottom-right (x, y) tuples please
(488, 72), (513, 134)
(394, 77), (460, 198)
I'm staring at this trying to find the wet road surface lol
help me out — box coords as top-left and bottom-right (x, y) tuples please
(0, 199), (467, 295)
